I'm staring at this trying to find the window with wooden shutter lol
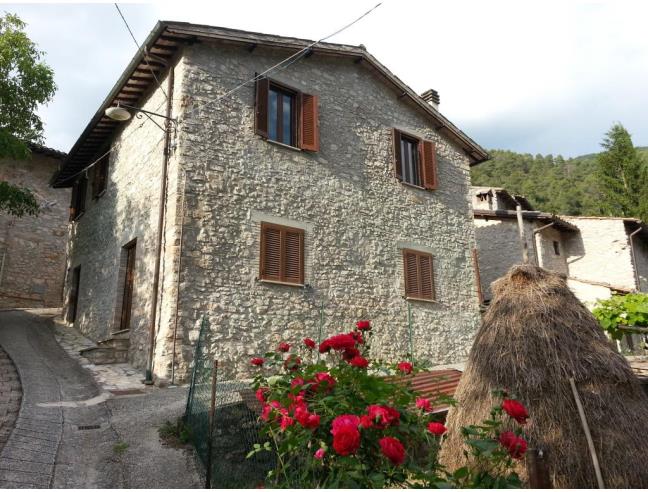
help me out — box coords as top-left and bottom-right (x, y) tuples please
(70, 176), (87, 221)
(92, 154), (109, 198)
(403, 249), (436, 301)
(300, 93), (319, 151)
(392, 129), (438, 190)
(260, 222), (304, 285)
(255, 77), (319, 151)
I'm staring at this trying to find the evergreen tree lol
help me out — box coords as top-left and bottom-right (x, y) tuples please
(596, 124), (647, 220)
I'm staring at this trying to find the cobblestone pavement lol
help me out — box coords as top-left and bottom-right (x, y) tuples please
(52, 319), (143, 391)
(0, 309), (201, 488)
(0, 348), (21, 454)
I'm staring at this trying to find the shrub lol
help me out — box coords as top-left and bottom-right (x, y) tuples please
(593, 293), (648, 340)
(249, 321), (527, 488)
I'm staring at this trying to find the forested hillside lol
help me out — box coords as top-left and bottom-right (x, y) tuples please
(470, 147), (648, 216)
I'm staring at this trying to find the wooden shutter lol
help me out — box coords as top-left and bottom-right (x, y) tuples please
(69, 181), (79, 221)
(420, 140), (438, 190)
(392, 128), (403, 180)
(283, 229), (304, 284)
(255, 77), (269, 138)
(403, 250), (435, 300)
(299, 93), (319, 151)
(260, 223), (304, 284)
(77, 176), (87, 216)
(260, 224), (282, 281)
(93, 155), (109, 197)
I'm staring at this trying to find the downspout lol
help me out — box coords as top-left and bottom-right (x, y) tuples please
(532, 222), (555, 267)
(629, 227), (642, 292)
(145, 65), (175, 384)
(515, 205), (529, 263)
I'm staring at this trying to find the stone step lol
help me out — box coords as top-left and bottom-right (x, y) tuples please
(110, 329), (131, 339)
(97, 337), (130, 350)
(79, 346), (129, 365)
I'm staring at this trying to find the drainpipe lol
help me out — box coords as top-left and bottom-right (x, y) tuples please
(532, 222), (555, 268)
(515, 205), (529, 263)
(145, 66), (175, 384)
(629, 227), (642, 292)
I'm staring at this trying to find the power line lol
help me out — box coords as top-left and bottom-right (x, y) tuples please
(184, 2), (382, 120)
(114, 3), (169, 100)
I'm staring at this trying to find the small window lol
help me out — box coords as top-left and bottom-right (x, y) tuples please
(260, 222), (304, 285)
(393, 129), (438, 190)
(69, 175), (87, 221)
(403, 249), (436, 301)
(67, 265), (81, 323)
(255, 77), (319, 151)
(92, 154), (109, 198)
(553, 241), (560, 256)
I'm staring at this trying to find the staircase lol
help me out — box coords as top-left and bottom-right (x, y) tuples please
(80, 330), (130, 364)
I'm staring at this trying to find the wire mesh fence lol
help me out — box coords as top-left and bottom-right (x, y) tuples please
(184, 317), (273, 488)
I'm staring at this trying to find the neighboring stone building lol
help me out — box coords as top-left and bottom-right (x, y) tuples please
(0, 144), (68, 308)
(52, 22), (489, 383)
(472, 186), (648, 305)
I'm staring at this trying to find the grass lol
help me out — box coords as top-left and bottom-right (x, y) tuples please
(113, 441), (129, 455)
(158, 418), (191, 448)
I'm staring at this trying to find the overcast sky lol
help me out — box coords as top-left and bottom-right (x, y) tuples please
(6, 0), (648, 157)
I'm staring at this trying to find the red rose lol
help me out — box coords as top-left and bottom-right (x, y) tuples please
(250, 357), (264, 366)
(283, 354), (301, 371)
(350, 331), (364, 345)
(277, 342), (291, 352)
(427, 422), (447, 436)
(290, 377), (305, 389)
(319, 334), (356, 352)
(379, 436), (405, 465)
(311, 372), (336, 393)
(366, 405), (400, 429)
(342, 347), (360, 361)
(261, 405), (272, 421)
(356, 320), (371, 331)
(303, 338), (316, 349)
(295, 408), (320, 429)
(280, 415), (294, 431)
(332, 424), (361, 456)
(255, 387), (268, 404)
(416, 397), (432, 413)
(397, 361), (413, 374)
(349, 355), (369, 368)
(498, 431), (528, 459)
(502, 399), (529, 425)
(314, 448), (326, 460)
(331, 414), (360, 433)
(359, 414), (374, 429)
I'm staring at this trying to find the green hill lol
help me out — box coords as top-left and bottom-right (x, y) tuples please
(470, 147), (648, 216)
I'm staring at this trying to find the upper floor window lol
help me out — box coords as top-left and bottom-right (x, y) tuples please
(392, 129), (438, 190)
(255, 77), (320, 151)
(260, 222), (305, 285)
(92, 153), (109, 198)
(69, 175), (87, 221)
(553, 241), (560, 256)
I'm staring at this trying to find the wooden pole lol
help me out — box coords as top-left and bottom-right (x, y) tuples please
(516, 205), (529, 264)
(205, 360), (219, 489)
(526, 447), (551, 488)
(569, 377), (605, 489)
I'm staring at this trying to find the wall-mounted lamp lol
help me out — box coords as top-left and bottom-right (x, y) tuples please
(105, 103), (177, 132)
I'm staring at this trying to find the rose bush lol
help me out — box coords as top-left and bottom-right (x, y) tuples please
(249, 321), (528, 488)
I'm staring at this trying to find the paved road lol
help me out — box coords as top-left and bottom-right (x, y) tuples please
(0, 310), (201, 488)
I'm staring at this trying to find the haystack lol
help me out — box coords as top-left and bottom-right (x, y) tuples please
(440, 265), (648, 488)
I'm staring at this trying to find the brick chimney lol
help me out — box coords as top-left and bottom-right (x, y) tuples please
(420, 89), (440, 109)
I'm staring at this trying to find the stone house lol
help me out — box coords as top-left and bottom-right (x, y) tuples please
(472, 186), (648, 305)
(0, 144), (68, 308)
(51, 22), (489, 383)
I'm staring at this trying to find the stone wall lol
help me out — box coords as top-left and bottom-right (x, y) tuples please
(0, 151), (68, 308)
(63, 63), (184, 372)
(159, 41), (483, 382)
(563, 217), (636, 291)
(534, 226), (568, 274)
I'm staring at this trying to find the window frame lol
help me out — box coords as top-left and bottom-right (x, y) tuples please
(553, 240), (561, 256)
(267, 81), (299, 148)
(393, 128), (438, 191)
(92, 153), (110, 199)
(259, 222), (305, 286)
(70, 175), (88, 221)
(402, 249), (436, 302)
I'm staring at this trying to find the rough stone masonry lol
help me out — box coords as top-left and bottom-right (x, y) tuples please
(63, 25), (484, 383)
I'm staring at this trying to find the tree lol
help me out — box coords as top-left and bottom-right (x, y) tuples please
(596, 123), (648, 220)
(0, 12), (56, 216)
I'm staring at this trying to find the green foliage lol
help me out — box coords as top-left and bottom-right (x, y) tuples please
(0, 12), (56, 158)
(158, 418), (191, 447)
(0, 12), (55, 217)
(592, 293), (648, 340)
(0, 181), (39, 217)
(112, 441), (129, 454)
(596, 124), (648, 221)
(471, 146), (648, 219)
(249, 326), (526, 488)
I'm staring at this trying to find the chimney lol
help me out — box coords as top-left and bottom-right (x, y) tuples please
(420, 89), (440, 109)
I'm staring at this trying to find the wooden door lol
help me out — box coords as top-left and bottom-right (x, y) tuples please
(119, 242), (136, 331)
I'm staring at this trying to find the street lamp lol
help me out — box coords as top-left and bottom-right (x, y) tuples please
(104, 103), (177, 132)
